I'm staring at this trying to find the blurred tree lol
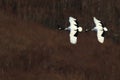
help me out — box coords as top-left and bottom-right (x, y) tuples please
(0, 0), (119, 30)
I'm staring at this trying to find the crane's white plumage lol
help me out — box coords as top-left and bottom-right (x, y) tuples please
(60, 16), (82, 44)
(97, 30), (104, 43)
(92, 17), (108, 43)
(69, 30), (77, 44)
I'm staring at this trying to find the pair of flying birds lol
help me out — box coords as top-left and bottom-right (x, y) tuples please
(59, 17), (108, 44)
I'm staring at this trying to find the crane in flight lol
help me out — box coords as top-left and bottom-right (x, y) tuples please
(86, 17), (108, 43)
(59, 16), (83, 44)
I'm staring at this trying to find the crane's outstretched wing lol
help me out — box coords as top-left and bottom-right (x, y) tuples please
(69, 30), (77, 44)
(69, 17), (77, 29)
(93, 17), (102, 30)
(97, 30), (104, 43)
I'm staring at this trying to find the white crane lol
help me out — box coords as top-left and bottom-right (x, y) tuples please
(89, 17), (108, 43)
(59, 16), (83, 44)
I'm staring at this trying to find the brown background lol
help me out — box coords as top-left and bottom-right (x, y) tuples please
(0, 0), (120, 80)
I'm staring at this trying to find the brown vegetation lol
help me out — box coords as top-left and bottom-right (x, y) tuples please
(0, 0), (120, 28)
(0, 0), (119, 42)
(0, 11), (120, 80)
(0, 0), (120, 80)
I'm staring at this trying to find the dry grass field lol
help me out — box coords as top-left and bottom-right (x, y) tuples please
(0, 0), (120, 80)
(0, 12), (120, 80)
